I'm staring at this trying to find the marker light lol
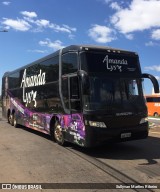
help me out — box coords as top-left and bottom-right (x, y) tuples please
(89, 121), (107, 128)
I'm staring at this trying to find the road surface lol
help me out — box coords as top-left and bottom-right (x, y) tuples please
(0, 110), (159, 191)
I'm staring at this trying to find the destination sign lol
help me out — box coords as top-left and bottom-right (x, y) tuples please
(80, 52), (141, 74)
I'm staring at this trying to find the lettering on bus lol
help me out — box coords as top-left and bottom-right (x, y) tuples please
(20, 69), (46, 107)
(154, 103), (160, 107)
(103, 55), (128, 72)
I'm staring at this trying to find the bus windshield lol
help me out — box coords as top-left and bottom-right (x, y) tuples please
(83, 77), (144, 111)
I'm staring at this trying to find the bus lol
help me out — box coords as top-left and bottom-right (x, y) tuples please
(2, 45), (159, 147)
(145, 95), (160, 117)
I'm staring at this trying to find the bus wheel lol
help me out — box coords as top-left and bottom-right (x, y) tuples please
(9, 114), (14, 126)
(154, 112), (159, 117)
(8, 115), (11, 124)
(7, 111), (11, 123)
(13, 114), (18, 128)
(54, 122), (65, 146)
(9, 114), (17, 127)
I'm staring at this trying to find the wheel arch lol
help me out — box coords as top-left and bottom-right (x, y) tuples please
(50, 115), (59, 128)
(8, 108), (16, 116)
(154, 112), (159, 117)
(7, 108), (11, 118)
(50, 115), (60, 136)
(12, 108), (16, 115)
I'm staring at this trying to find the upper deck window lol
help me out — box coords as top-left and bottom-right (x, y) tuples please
(8, 72), (20, 89)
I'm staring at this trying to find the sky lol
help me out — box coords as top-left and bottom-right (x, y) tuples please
(0, 0), (160, 94)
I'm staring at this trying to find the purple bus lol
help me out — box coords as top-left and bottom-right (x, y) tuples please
(2, 45), (159, 147)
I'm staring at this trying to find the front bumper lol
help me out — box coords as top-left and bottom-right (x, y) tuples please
(84, 122), (149, 147)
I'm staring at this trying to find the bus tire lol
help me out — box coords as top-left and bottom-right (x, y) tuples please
(7, 110), (11, 123)
(13, 114), (18, 128)
(154, 112), (159, 117)
(9, 114), (14, 126)
(9, 113), (17, 127)
(8, 115), (11, 124)
(54, 121), (65, 146)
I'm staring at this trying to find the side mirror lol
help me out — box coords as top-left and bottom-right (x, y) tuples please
(77, 70), (88, 79)
(77, 70), (90, 95)
(142, 73), (159, 93)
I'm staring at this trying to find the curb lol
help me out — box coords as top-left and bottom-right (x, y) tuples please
(148, 117), (160, 121)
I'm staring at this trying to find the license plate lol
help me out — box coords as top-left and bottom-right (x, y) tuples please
(121, 132), (131, 138)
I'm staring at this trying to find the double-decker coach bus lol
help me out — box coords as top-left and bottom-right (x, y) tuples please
(2, 45), (159, 147)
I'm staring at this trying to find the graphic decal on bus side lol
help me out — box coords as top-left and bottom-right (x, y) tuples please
(9, 93), (85, 146)
(20, 69), (46, 107)
(11, 98), (24, 114)
(61, 114), (85, 146)
(103, 55), (128, 72)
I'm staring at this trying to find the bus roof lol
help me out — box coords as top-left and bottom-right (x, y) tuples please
(62, 44), (137, 54)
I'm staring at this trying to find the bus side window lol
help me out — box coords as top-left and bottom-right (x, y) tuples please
(70, 76), (81, 111)
(62, 77), (69, 109)
(146, 97), (160, 102)
(146, 97), (152, 102)
(62, 52), (78, 75)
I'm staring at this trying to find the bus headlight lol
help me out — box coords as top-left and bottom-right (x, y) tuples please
(89, 121), (107, 128)
(140, 117), (148, 124)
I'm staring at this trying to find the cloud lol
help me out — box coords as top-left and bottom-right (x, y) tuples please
(125, 33), (134, 40)
(155, 76), (160, 81)
(20, 11), (37, 18)
(49, 23), (76, 33)
(30, 20), (77, 33)
(151, 29), (160, 40)
(39, 39), (65, 51)
(88, 24), (116, 43)
(35, 19), (50, 28)
(145, 41), (155, 47)
(22, 18), (51, 32)
(104, 0), (112, 4)
(2, 18), (31, 31)
(110, 0), (160, 34)
(1, 11), (76, 36)
(63, 24), (77, 32)
(145, 40), (160, 47)
(110, 2), (121, 11)
(144, 65), (160, 72)
(2, 1), (11, 5)
(27, 49), (48, 53)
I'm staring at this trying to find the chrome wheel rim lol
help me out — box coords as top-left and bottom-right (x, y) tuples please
(54, 124), (63, 143)
(13, 117), (17, 127)
(9, 115), (12, 124)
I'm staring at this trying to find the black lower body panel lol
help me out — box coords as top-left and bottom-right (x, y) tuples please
(85, 122), (149, 147)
